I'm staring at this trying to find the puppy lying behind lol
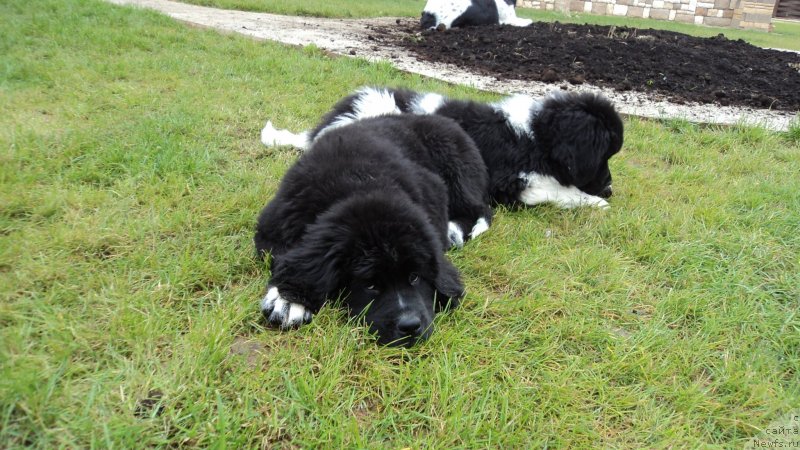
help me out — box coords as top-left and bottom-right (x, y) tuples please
(255, 115), (491, 347)
(262, 87), (624, 210)
(421, 0), (533, 29)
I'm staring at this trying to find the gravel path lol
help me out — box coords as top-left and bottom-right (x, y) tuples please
(107, 0), (797, 131)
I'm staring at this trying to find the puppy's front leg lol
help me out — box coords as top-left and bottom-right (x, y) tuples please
(519, 173), (610, 209)
(260, 244), (338, 329)
(260, 285), (313, 329)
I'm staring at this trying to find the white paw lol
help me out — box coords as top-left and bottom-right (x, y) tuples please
(447, 222), (464, 249)
(507, 18), (533, 26)
(555, 195), (610, 210)
(469, 217), (490, 239)
(584, 196), (610, 210)
(260, 286), (312, 329)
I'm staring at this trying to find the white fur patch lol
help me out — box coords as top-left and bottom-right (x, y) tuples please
(287, 303), (308, 324)
(518, 172), (610, 209)
(352, 87), (402, 117)
(315, 87), (402, 139)
(447, 221), (465, 248)
(261, 286), (312, 329)
(505, 16), (534, 26)
(396, 293), (406, 309)
(492, 94), (540, 138)
(261, 121), (310, 150)
(470, 217), (490, 239)
(410, 92), (446, 115)
(495, 0), (533, 26)
(422, 0), (470, 29)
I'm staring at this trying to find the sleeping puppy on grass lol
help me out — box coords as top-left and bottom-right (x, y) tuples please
(255, 114), (491, 347)
(262, 87), (624, 210)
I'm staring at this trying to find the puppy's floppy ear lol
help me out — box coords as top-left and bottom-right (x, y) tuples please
(269, 220), (350, 311)
(551, 124), (607, 186)
(433, 254), (464, 312)
(541, 110), (608, 187)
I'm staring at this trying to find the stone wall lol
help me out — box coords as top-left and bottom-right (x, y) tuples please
(519, 0), (775, 30)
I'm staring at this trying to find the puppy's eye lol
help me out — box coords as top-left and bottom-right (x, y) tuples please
(408, 273), (419, 285)
(365, 285), (376, 292)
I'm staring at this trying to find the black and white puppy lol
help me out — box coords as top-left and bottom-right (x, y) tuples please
(262, 87), (624, 210)
(421, 0), (533, 29)
(255, 115), (490, 347)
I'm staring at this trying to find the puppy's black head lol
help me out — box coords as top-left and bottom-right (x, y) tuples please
(342, 196), (463, 347)
(534, 92), (624, 198)
(286, 193), (463, 347)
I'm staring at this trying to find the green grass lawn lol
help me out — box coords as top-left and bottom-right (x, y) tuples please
(2, 0), (799, 448)
(183, 0), (800, 51)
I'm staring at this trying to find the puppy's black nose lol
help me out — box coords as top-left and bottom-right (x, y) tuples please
(397, 315), (422, 335)
(599, 185), (613, 199)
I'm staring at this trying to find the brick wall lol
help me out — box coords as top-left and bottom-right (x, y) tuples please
(519, 0), (775, 30)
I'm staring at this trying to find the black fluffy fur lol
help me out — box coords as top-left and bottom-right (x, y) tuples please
(310, 88), (624, 207)
(255, 115), (489, 346)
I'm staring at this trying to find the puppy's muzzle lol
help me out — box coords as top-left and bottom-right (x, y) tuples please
(396, 314), (423, 336)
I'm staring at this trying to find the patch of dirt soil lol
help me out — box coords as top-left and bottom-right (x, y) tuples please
(376, 21), (800, 111)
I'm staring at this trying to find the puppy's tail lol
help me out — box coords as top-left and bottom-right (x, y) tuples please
(261, 121), (310, 150)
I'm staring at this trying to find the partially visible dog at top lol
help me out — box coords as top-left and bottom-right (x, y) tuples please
(421, 0), (533, 30)
(262, 87), (624, 211)
(255, 114), (492, 347)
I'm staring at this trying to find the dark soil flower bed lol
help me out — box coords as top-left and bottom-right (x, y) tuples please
(376, 21), (800, 111)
